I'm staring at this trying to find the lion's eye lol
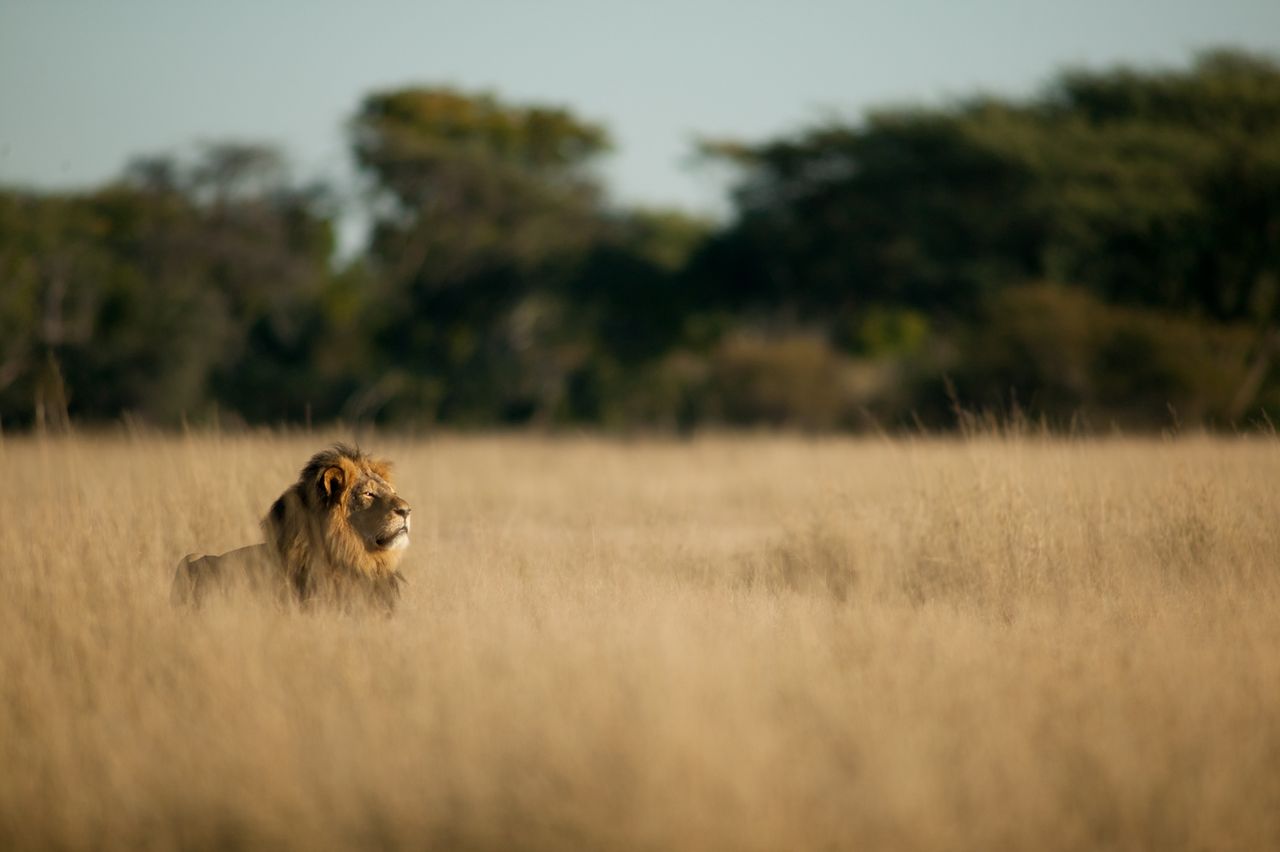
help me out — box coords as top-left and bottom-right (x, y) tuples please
(363, 491), (375, 500)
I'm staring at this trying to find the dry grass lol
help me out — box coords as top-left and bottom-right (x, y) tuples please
(2, 431), (1279, 851)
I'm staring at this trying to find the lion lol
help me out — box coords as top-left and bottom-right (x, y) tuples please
(171, 443), (412, 613)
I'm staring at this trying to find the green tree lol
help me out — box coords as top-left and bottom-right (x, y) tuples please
(700, 50), (1280, 324)
(0, 143), (339, 426)
(349, 87), (613, 423)
(697, 49), (1280, 423)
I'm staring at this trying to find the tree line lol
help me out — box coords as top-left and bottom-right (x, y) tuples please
(2, 49), (1278, 431)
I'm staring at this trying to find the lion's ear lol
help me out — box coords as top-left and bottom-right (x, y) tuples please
(320, 466), (346, 501)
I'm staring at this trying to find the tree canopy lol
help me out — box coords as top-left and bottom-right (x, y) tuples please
(698, 50), (1280, 326)
(1, 51), (1278, 431)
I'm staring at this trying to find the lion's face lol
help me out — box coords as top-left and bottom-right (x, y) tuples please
(263, 445), (413, 593)
(344, 471), (411, 552)
(312, 453), (412, 554)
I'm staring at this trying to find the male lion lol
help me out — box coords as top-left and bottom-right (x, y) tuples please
(171, 444), (411, 612)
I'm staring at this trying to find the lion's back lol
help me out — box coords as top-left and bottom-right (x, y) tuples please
(170, 544), (285, 607)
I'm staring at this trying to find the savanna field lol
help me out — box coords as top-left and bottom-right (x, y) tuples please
(2, 431), (1279, 851)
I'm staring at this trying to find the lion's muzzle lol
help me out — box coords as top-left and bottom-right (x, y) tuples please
(377, 500), (411, 550)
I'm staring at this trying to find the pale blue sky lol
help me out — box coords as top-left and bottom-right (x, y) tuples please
(3, 0), (1279, 218)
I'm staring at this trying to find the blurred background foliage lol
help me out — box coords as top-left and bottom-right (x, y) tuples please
(2, 50), (1277, 431)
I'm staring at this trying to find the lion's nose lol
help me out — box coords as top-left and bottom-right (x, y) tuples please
(395, 504), (412, 518)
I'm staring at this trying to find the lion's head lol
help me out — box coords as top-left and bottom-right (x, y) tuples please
(262, 443), (411, 607)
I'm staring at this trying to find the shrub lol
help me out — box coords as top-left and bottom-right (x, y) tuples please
(947, 284), (1264, 428)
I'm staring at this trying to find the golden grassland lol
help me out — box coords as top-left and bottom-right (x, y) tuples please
(2, 430), (1279, 851)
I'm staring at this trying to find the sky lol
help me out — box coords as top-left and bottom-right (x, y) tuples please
(3, 0), (1279, 222)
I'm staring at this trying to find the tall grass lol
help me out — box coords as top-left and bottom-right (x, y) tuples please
(2, 432), (1278, 850)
